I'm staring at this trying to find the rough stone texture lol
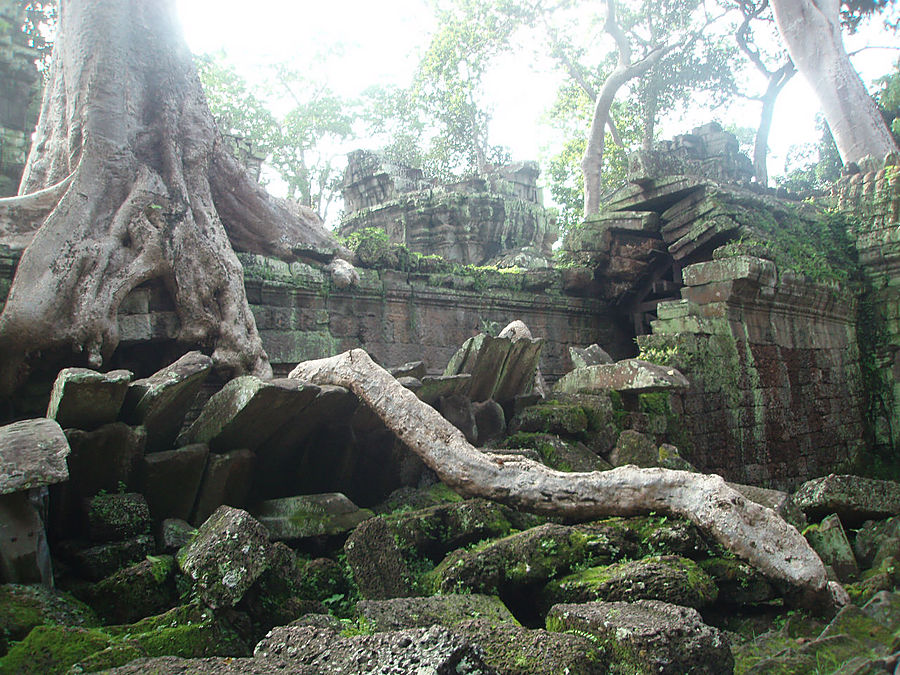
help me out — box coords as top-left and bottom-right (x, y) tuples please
(139, 444), (209, 522)
(46, 367), (132, 430)
(177, 505), (271, 609)
(0, 418), (69, 494)
(541, 555), (718, 610)
(0, 583), (98, 646)
(254, 624), (493, 674)
(121, 350), (213, 452)
(160, 518), (196, 553)
(609, 429), (660, 468)
(546, 599), (733, 675)
(191, 448), (256, 526)
(854, 516), (900, 569)
(182, 376), (319, 453)
(454, 618), (606, 674)
(253, 493), (373, 540)
(793, 474), (900, 525)
(639, 255), (864, 489)
(861, 590), (900, 629)
(700, 557), (777, 605)
(804, 513), (859, 582)
(61, 423), (145, 500)
(428, 522), (639, 598)
(554, 359), (689, 396)
(356, 594), (517, 631)
(834, 156), (900, 453)
(80, 555), (177, 624)
(0, 491), (49, 584)
(339, 150), (557, 265)
(728, 481), (808, 530)
(62, 534), (155, 582)
(444, 332), (544, 404)
(569, 343), (614, 368)
(343, 517), (413, 600)
(86, 492), (152, 543)
(473, 399), (506, 446)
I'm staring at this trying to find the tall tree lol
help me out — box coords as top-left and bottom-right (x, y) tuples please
(733, 0), (795, 185)
(0, 0), (339, 395)
(771, 0), (899, 164)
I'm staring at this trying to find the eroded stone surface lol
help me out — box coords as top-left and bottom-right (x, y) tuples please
(546, 599), (733, 675)
(122, 351), (213, 452)
(253, 493), (372, 540)
(177, 506), (271, 609)
(554, 359), (689, 395)
(0, 418), (69, 494)
(793, 474), (900, 525)
(357, 594), (517, 631)
(46, 368), (132, 430)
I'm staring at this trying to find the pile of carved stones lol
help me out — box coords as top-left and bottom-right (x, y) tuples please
(2, 325), (900, 672)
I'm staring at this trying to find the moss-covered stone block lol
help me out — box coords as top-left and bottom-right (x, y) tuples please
(541, 555), (718, 610)
(803, 513), (859, 582)
(514, 404), (588, 435)
(0, 625), (112, 674)
(699, 557), (776, 606)
(357, 594), (517, 632)
(78, 555), (177, 624)
(86, 492), (152, 543)
(0, 584), (98, 654)
(426, 522), (640, 597)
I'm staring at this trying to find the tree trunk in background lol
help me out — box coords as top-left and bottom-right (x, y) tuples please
(770, 0), (898, 164)
(0, 0), (338, 394)
(754, 62), (795, 185)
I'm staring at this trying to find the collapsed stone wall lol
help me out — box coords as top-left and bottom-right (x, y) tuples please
(339, 150), (558, 266)
(638, 257), (864, 490)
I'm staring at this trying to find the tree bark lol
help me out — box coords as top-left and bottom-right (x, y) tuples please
(290, 348), (836, 609)
(582, 0), (666, 216)
(0, 0), (339, 394)
(770, 0), (898, 164)
(753, 62), (795, 185)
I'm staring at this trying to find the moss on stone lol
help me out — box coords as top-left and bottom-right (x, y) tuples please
(541, 555), (718, 610)
(0, 584), (99, 652)
(0, 625), (112, 674)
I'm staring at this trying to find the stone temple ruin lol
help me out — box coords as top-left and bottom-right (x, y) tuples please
(339, 150), (558, 267)
(3, 115), (900, 672)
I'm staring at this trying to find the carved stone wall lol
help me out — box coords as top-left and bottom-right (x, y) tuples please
(638, 256), (864, 489)
(339, 151), (557, 266)
(833, 154), (900, 452)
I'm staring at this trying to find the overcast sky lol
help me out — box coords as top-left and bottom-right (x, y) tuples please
(175, 0), (898, 184)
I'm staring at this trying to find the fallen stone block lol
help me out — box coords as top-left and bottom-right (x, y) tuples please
(177, 505), (271, 609)
(546, 599), (733, 675)
(85, 492), (152, 543)
(356, 594), (517, 631)
(541, 555), (718, 611)
(569, 343), (613, 368)
(191, 449), (256, 526)
(554, 359), (689, 395)
(415, 374), (471, 406)
(793, 474), (900, 525)
(254, 624), (493, 673)
(0, 492), (51, 584)
(804, 513), (859, 582)
(0, 418), (70, 495)
(253, 493), (373, 540)
(121, 351), (213, 452)
(46, 368), (133, 430)
(62, 534), (155, 581)
(728, 481), (807, 531)
(182, 376), (319, 453)
(609, 429), (659, 467)
(139, 444), (209, 522)
(63, 423), (145, 500)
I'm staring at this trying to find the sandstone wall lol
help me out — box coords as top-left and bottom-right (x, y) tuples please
(639, 256), (865, 490)
(832, 156), (900, 453)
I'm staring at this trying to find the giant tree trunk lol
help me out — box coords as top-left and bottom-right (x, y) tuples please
(0, 0), (339, 394)
(582, 0), (666, 216)
(771, 0), (898, 164)
(291, 349), (840, 610)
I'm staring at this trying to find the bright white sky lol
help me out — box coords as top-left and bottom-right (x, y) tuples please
(175, 0), (898, 187)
